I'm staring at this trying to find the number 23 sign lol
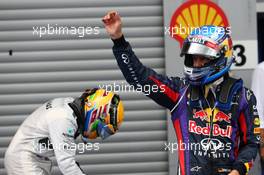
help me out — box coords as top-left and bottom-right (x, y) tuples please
(232, 40), (258, 70)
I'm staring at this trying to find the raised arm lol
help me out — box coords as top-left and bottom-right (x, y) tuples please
(102, 11), (186, 110)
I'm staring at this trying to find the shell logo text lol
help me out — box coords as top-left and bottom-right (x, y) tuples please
(169, 0), (230, 46)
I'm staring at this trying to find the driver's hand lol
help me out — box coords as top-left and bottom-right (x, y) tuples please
(102, 11), (123, 39)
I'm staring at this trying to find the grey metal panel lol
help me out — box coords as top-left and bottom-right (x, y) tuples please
(0, 140), (166, 157)
(0, 91), (148, 104)
(53, 151), (168, 165)
(0, 0), (167, 174)
(0, 17), (162, 31)
(0, 130), (166, 147)
(2, 160), (168, 173)
(0, 0), (162, 9)
(0, 100), (163, 115)
(0, 120), (167, 137)
(0, 78), (170, 96)
(0, 6), (162, 20)
(232, 69), (254, 88)
(0, 68), (164, 83)
(0, 140), (167, 157)
(0, 116), (28, 126)
(0, 80), (159, 94)
(0, 48), (164, 62)
(0, 170), (168, 175)
(0, 161), (168, 175)
(0, 38), (163, 51)
(0, 109), (166, 124)
(0, 58), (164, 73)
(92, 173), (168, 175)
(0, 27), (163, 41)
(51, 162), (168, 174)
(0, 137), (10, 148)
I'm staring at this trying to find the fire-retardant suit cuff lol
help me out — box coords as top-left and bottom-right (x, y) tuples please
(112, 35), (129, 48)
(232, 161), (247, 175)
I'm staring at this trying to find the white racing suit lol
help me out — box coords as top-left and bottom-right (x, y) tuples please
(4, 98), (85, 175)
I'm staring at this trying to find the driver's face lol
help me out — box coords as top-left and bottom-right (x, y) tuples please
(193, 55), (210, 68)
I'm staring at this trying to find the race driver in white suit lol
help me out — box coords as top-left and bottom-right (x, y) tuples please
(4, 88), (124, 175)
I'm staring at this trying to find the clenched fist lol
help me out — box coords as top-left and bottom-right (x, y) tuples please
(102, 11), (123, 39)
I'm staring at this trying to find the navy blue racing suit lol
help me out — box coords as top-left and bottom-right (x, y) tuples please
(112, 36), (260, 175)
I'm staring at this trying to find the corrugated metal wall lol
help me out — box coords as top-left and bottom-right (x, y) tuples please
(0, 0), (168, 174)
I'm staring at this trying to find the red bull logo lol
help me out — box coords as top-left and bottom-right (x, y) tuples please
(189, 120), (232, 138)
(193, 109), (231, 123)
(193, 109), (212, 122)
(193, 110), (209, 121)
(215, 111), (231, 123)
